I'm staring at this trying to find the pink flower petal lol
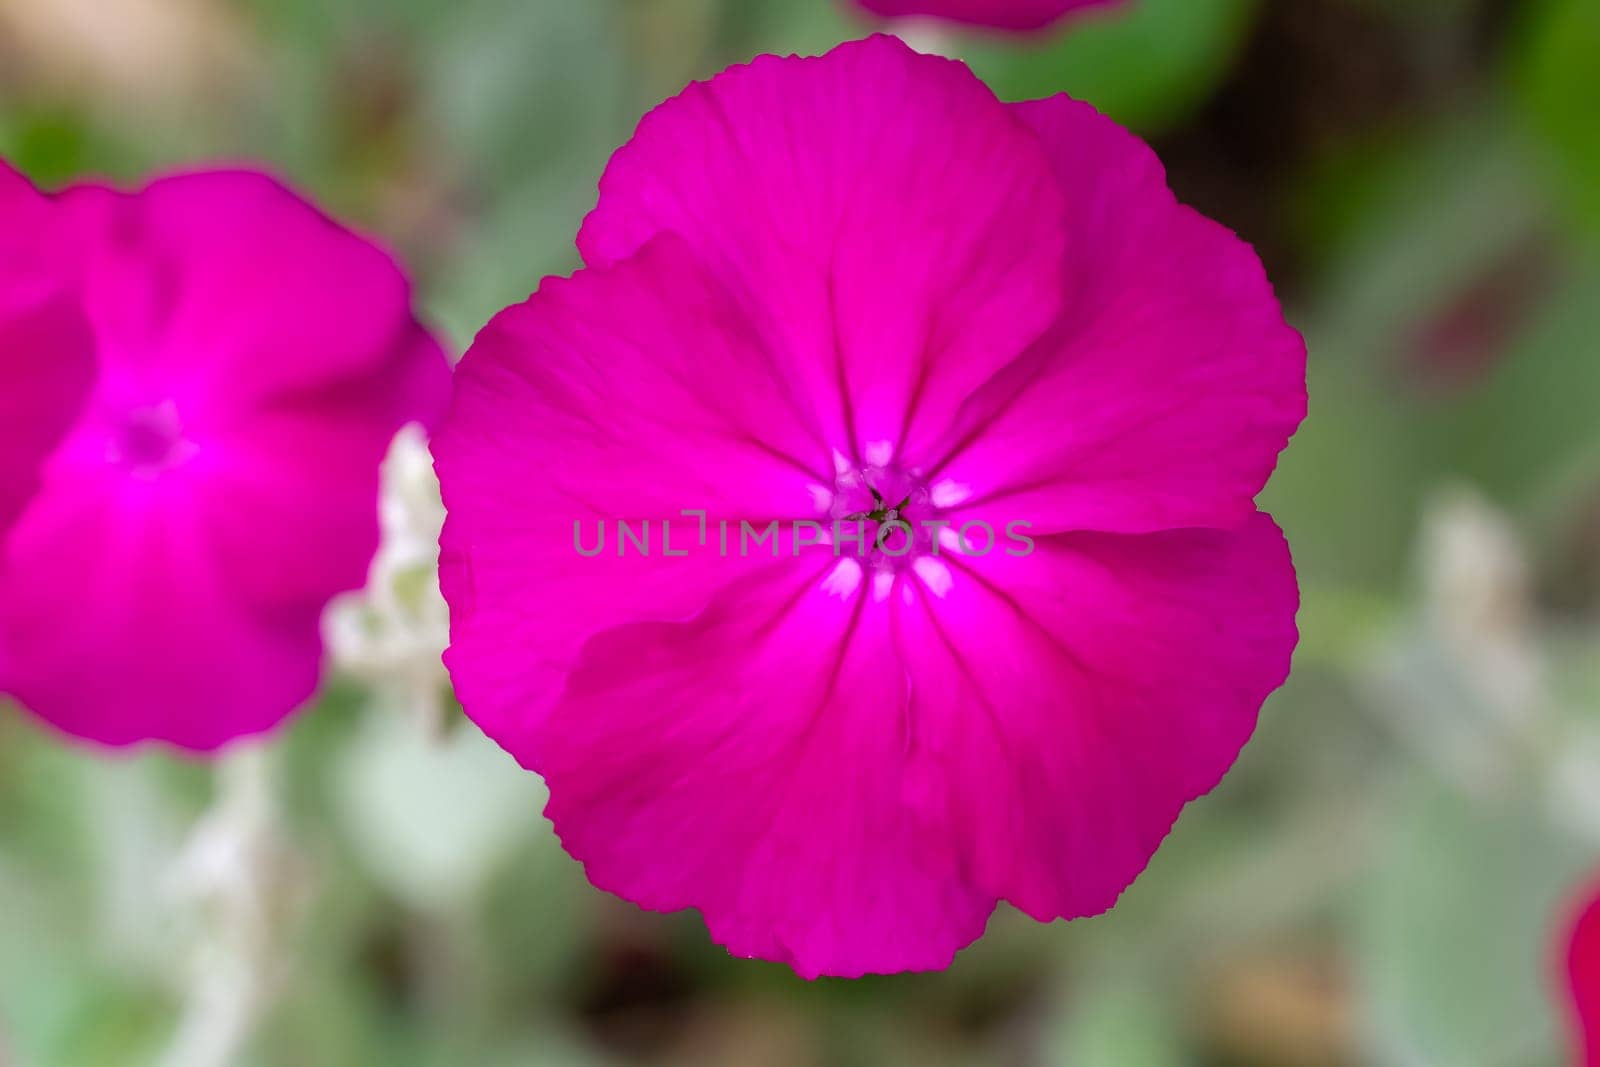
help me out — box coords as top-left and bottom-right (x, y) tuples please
(531, 515), (1293, 976)
(854, 0), (1124, 33)
(930, 96), (1307, 535)
(0, 164), (94, 537)
(51, 170), (435, 424)
(577, 35), (1069, 464)
(536, 562), (995, 978)
(0, 455), (323, 750)
(0, 168), (449, 750)
(437, 236), (832, 761)
(1564, 878), (1600, 1065)
(892, 513), (1298, 921)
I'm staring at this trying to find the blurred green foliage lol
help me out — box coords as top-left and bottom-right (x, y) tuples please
(961, 0), (1259, 129)
(1515, 0), (1600, 236)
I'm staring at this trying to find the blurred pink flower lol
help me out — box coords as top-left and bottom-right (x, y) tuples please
(435, 35), (1305, 977)
(1563, 879), (1600, 1065)
(0, 166), (450, 751)
(0, 164), (94, 537)
(854, 0), (1124, 33)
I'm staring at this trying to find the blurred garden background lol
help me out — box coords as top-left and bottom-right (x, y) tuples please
(2, 0), (1599, 1063)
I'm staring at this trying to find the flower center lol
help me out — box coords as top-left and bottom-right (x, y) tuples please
(813, 444), (971, 603)
(828, 454), (934, 562)
(108, 401), (193, 475)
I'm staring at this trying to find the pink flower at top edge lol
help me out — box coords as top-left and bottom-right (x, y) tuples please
(0, 164), (451, 752)
(434, 35), (1306, 978)
(1563, 877), (1600, 1065)
(854, 0), (1125, 33)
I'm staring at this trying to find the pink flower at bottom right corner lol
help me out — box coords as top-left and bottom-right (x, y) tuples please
(1562, 878), (1600, 1064)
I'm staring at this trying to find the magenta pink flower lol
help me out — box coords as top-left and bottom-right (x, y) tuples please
(854, 0), (1124, 33)
(436, 35), (1305, 977)
(0, 166), (450, 751)
(0, 164), (94, 538)
(1563, 878), (1600, 1065)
